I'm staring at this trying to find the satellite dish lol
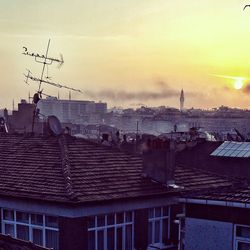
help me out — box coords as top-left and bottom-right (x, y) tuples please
(47, 115), (62, 136)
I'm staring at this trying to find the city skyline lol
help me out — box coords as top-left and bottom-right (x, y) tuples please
(1, 0), (250, 109)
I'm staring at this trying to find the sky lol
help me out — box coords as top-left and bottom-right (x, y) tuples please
(1, 0), (250, 109)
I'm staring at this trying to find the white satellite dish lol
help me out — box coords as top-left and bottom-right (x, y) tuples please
(48, 115), (62, 136)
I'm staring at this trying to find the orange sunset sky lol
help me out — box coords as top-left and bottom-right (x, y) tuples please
(1, 0), (250, 109)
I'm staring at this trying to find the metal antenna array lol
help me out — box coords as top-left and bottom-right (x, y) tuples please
(244, 5), (250, 10)
(23, 39), (82, 97)
(22, 39), (82, 132)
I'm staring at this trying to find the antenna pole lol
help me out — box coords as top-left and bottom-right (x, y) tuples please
(38, 39), (50, 92)
(33, 39), (50, 133)
(22, 39), (81, 134)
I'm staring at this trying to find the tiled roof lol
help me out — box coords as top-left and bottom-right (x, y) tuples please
(0, 233), (50, 249)
(0, 134), (233, 204)
(176, 140), (250, 179)
(189, 186), (250, 204)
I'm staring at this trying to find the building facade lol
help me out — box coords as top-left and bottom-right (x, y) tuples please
(178, 140), (250, 250)
(0, 133), (234, 250)
(182, 189), (250, 250)
(37, 98), (107, 124)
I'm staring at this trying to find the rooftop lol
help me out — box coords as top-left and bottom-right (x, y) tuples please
(0, 134), (234, 204)
(0, 233), (50, 250)
(186, 186), (250, 205)
(176, 140), (250, 179)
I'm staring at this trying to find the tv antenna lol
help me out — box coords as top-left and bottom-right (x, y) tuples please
(244, 5), (250, 10)
(22, 39), (83, 132)
(23, 39), (82, 95)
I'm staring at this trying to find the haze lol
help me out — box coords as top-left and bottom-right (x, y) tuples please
(1, 0), (250, 109)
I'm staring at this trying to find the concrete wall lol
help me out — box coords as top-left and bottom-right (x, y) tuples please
(185, 218), (233, 250)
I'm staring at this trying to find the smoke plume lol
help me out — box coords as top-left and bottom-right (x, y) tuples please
(85, 81), (180, 101)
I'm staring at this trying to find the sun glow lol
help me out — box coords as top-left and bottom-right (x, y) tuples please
(210, 74), (247, 90)
(234, 78), (244, 90)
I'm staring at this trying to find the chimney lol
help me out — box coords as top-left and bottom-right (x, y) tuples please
(101, 133), (111, 146)
(142, 138), (175, 186)
(3, 108), (8, 119)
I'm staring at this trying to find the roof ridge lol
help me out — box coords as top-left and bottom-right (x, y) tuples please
(58, 135), (78, 201)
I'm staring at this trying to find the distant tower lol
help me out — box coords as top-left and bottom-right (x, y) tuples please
(180, 89), (184, 111)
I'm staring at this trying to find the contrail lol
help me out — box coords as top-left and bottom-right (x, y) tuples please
(209, 74), (250, 80)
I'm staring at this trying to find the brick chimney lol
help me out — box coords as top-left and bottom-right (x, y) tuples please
(142, 138), (175, 185)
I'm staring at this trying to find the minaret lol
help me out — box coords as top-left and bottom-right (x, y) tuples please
(180, 89), (184, 111)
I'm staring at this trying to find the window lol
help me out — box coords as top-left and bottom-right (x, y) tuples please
(234, 224), (250, 250)
(148, 206), (171, 248)
(88, 211), (134, 250)
(1, 208), (59, 250)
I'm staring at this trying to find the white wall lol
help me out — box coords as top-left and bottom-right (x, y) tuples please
(185, 218), (233, 250)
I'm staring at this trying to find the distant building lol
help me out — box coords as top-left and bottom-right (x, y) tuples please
(37, 97), (107, 123)
(6, 99), (37, 133)
(180, 89), (184, 112)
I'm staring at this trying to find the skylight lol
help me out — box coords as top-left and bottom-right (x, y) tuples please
(211, 141), (250, 158)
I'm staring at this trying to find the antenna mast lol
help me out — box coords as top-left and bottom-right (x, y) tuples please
(22, 39), (82, 132)
(38, 39), (50, 93)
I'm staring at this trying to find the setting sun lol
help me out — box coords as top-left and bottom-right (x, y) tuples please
(234, 78), (244, 90)
(210, 74), (248, 91)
